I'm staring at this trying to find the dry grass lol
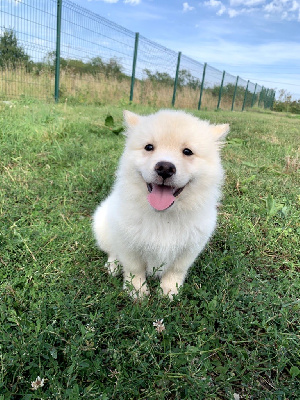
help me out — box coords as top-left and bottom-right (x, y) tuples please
(285, 153), (300, 172)
(0, 66), (54, 100)
(0, 67), (247, 110)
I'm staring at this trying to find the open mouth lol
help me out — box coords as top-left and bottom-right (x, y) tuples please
(147, 183), (185, 211)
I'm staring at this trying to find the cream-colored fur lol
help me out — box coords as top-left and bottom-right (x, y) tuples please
(92, 109), (229, 298)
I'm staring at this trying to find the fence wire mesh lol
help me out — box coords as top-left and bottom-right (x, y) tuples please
(0, 0), (57, 100)
(0, 0), (275, 109)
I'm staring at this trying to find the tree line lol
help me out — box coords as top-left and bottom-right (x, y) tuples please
(0, 29), (127, 79)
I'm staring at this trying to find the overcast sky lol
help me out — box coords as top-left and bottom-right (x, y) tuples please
(73, 0), (300, 100)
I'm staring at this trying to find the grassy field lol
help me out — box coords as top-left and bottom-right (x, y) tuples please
(0, 99), (299, 399)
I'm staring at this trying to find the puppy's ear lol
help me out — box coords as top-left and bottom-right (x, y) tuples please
(123, 110), (140, 128)
(212, 123), (230, 141)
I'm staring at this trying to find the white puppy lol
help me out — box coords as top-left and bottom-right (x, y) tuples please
(92, 110), (229, 298)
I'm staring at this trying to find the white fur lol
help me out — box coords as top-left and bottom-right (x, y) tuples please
(92, 109), (229, 298)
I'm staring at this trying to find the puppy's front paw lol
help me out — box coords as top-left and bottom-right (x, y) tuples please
(124, 275), (149, 299)
(161, 285), (178, 299)
(105, 259), (121, 276)
(129, 284), (150, 300)
(160, 278), (180, 299)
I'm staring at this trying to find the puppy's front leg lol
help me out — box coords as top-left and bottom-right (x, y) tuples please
(160, 250), (198, 298)
(121, 253), (149, 298)
(105, 255), (121, 276)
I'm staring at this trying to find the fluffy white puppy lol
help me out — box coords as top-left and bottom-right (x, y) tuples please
(92, 110), (229, 298)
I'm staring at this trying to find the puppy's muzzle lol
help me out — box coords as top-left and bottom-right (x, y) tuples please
(155, 161), (176, 181)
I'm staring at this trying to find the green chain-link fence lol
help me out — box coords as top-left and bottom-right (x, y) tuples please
(0, 0), (275, 110)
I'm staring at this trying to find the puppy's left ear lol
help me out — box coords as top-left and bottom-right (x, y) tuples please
(212, 123), (230, 142)
(123, 110), (140, 128)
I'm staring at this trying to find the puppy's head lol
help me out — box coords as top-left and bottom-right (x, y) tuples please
(122, 110), (229, 211)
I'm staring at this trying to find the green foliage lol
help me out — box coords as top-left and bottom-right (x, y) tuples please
(104, 114), (115, 127)
(143, 68), (201, 89)
(210, 83), (266, 108)
(273, 99), (300, 114)
(43, 51), (126, 80)
(178, 69), (201, 89)
(105, 114), (125, 134)
(144, 68), (174, 86)
(0, 103), (299, 398)
(0, 29), (30, 69)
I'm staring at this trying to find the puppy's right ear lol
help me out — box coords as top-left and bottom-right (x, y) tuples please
(212, 123), (230, 142)
(123, 110), (140, 128)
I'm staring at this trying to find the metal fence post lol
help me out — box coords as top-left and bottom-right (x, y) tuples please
(242, 80), (249, 111)
(54, 0), (62, 103)
(264, 89), (270, 109)
(198, 62), (207, 110)
(217, 70), (225, 110)
(251, 83), (257, 108)
(270, 90), (276, 109)
(129, 32), (139, 102)
(231, 75), (239, 111)
(269, 89), (275, 109)
(172, 51), (181, 107)
(267, 89), (274, 109)
(258, 86), (264, 108)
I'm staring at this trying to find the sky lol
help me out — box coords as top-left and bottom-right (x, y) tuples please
(72, 0), (300, 100)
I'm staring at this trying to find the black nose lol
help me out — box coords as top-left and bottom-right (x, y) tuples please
(155, 161), (176, 180)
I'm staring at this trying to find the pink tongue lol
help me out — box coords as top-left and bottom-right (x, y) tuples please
(147, 184), (175, 211)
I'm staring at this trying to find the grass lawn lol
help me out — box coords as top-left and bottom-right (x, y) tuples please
(0, 100), (299, 399)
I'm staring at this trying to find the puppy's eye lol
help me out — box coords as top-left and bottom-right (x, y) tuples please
(144, 144), (154, 151)
(183, 148), (193, 156)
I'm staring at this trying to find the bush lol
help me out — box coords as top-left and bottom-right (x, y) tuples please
(0, 29), (30, 69)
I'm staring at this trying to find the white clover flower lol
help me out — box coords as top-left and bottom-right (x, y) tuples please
(31, 376), (45, 390)
(86, 324), (95, 332)
(153, 319), (165, 333)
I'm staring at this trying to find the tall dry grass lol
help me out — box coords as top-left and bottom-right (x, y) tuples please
(0, 66), (54, 100)
(0, 67), (244, 110)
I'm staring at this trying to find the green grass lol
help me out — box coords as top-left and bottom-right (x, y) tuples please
(0, 100), (299, 399)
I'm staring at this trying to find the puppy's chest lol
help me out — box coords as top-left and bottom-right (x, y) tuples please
(121, 212), (202, 251)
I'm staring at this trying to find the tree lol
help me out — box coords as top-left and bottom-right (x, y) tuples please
(144, 69), (174, 86)
(41, 52), (124, 79)
(178, 69), (201, 89)
(0, 29), (30, 68)
(143, 68), (201, 89)
(272, 89), (300, 113)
